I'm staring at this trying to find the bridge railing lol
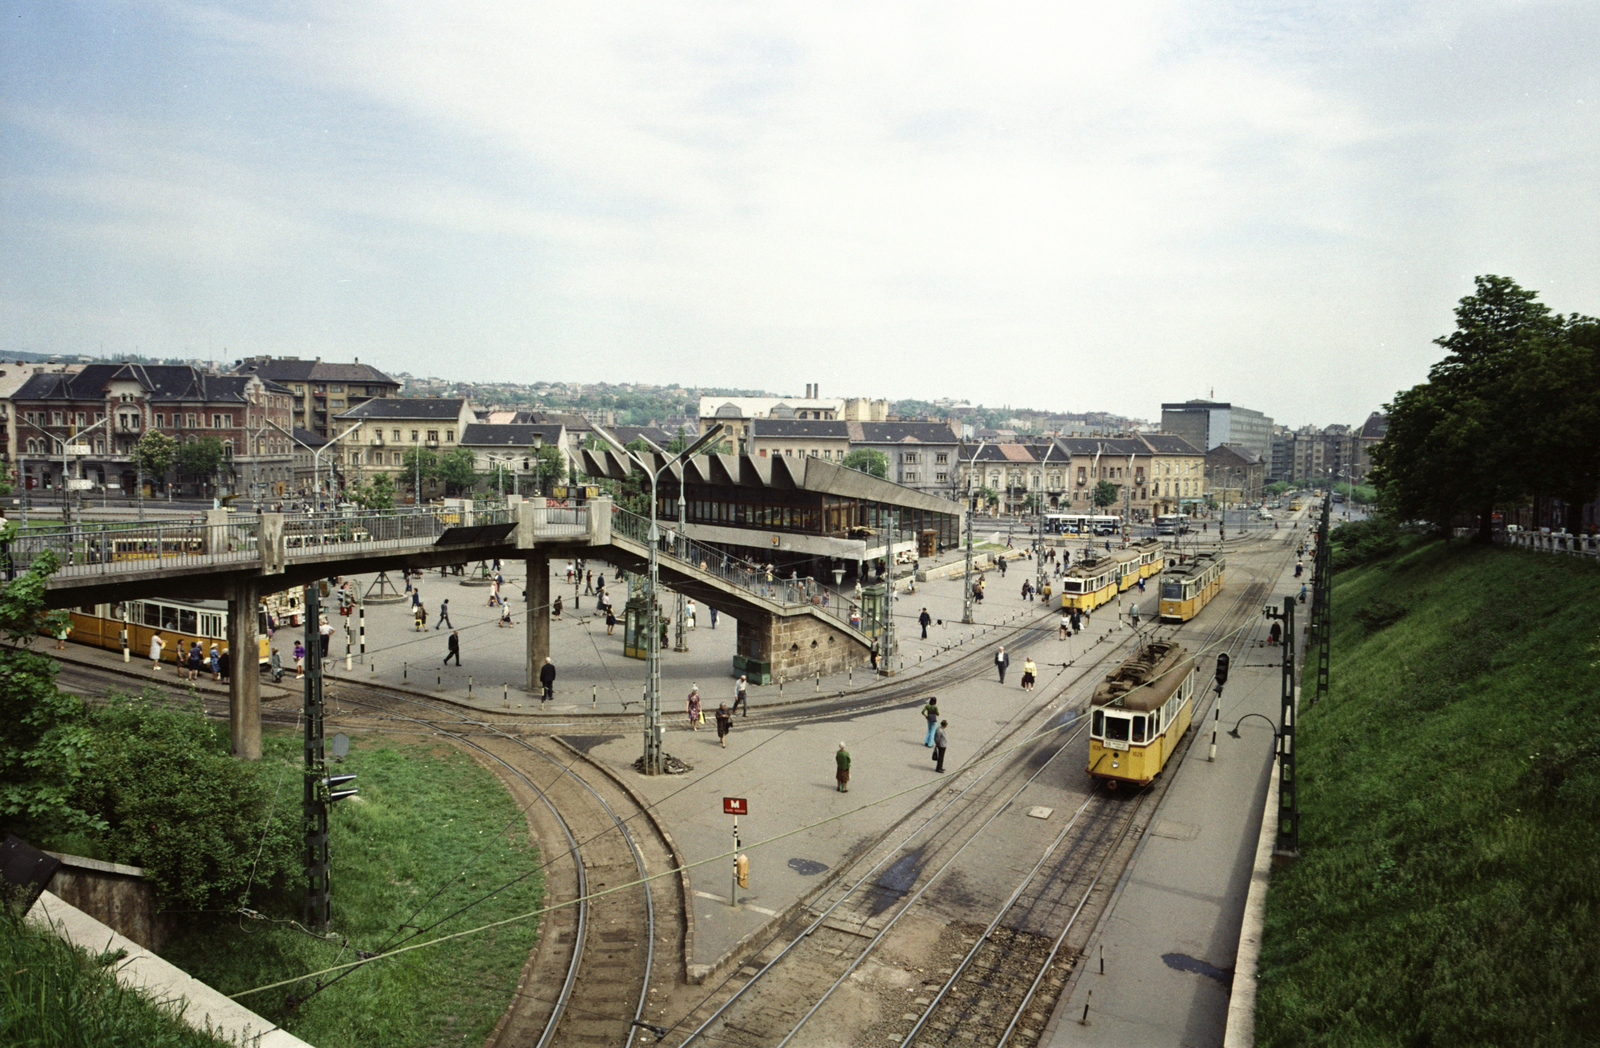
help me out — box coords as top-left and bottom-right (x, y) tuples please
(609, 506), (897, 637)
(6, 517), (262, 579)
(1494, 529), (1600, 559)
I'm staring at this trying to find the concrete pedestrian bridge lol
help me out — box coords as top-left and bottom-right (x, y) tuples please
(12, 497), (875, 758)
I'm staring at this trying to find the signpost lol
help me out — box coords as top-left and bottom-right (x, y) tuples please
(724, 797), (747, 906)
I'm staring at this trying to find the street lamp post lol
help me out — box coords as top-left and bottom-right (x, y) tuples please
(962, 442), (982, 625)
(592, 424), (725, 775)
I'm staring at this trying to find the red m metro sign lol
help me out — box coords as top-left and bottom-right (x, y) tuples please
(723, 797), (748, 816)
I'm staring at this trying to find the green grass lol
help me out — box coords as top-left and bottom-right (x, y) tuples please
(1, 908), (232, 1048)
(158, 731), (544, 1048)
(1256, 536), (1600, 1047)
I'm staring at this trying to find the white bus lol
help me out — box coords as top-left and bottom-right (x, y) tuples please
(1045, 513), (1124, 536)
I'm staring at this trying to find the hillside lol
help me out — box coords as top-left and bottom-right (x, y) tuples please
(1257, 533), (1600, 1047)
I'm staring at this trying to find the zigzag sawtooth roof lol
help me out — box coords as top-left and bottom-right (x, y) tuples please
(750, 418), (850, 439)
(335, 397), (465, 421)
(13, 364), (267, 403)
(578, 448), (958, 514)
(847, 421), (960, 443)
(458, 424), (564, 447)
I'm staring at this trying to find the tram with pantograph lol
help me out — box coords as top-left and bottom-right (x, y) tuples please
(1086, 640), (1197, 788)
(1157, 553), (1225, 623)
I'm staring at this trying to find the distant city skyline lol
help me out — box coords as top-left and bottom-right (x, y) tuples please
(5, 2), (1594, 431)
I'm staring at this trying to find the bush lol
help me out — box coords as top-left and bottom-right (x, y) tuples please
(70, 693), (301, 913)
(1352, 596), (1408, 633)
(1330, 516), (1401, 570)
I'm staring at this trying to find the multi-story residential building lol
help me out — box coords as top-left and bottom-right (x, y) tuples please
(845, 420), (963, 497)
(1137, 433), (1210, 516)
(332, 398), (476, 498)
(951, 434), (1208, 520)
(458, 423), (567, 493)
(1355, 412), (1387, 479)
(234, 356), (400, 440)
(11, 364), (294, 499)
(699, 390), (846, 450)
(1160, 400), (1274, 461)
(1205, 444), (1266, 506)
(0, 361), (76, 483)
(748, 418), (851, 463)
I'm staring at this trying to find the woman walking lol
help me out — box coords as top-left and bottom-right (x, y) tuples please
(687, 685), (702, 730)
(715, 703), (732, 748)
(1020, 657), (1037, 692)
(293, 639), (306, 679)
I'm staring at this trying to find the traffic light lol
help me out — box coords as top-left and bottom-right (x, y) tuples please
(326, 772), (358, 803)
(735, 853), (749, 889)
(1214, 652), (1230, 692)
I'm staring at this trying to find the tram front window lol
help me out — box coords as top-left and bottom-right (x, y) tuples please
(1131, 715), (1146, 743)
(1161, 582), (1181, 600)
(1104, 715), (1130, 742)
(1065, 580), (1084, 593)
(1092, 710), (1104, 737)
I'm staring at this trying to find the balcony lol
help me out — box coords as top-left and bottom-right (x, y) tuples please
(370, 435), (385, 446)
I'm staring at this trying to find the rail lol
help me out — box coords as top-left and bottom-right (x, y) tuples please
(3, 503), (552, 581)
(1493, 528), (1600, 559)
(608, 506), (896, 637)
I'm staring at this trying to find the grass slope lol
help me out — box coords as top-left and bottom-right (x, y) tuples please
(1258, 536), (1600, 1048)
(159, 732), (543, 1048)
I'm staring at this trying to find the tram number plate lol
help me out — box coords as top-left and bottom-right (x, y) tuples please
(1103, 739), (1129, 751)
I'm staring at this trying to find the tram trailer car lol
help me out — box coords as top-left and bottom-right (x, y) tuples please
(1087, 640), (1197, 787)
(1059, 555), (1119, 612)
(1158, 553), (1226, 623)
(64, 599), (273, 667)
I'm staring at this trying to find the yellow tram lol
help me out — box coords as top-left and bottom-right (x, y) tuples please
(1086, 640), (1196, 787)
(1059, 555), (1119, 612)
(1157, 553), (1226, 623)
(62, 595), (298, 668)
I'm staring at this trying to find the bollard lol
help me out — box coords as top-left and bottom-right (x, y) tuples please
(1080, 989), (1092, 1026)
(358, 605), (366, 662)
(848, 665), (853, 686)
(592, 684), (597, 708)
(1100, 944), (1104, 974)
(816, 671), (821, 691)
(779, 679), (784, 701)
(437, 672), (441, 692)
(504, 683), (509, 708)
(404, 662), (408, 680)
(468, 676), (473, 698)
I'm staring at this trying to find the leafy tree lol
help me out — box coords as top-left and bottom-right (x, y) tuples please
(0, 533), (100, 843)
(435, 448), (479, 496)
(533, 445), (567, 491)
(1092, 480), (1119, 509)
(176, 437), (226, 495)
(135, 431), (178, 491)
(400, 447), (440, 497)
(842, 448), (889, 479)
(976, 486), (999, 514)
(346, 472), (396, 510)
(1021, 492), (1043, 514)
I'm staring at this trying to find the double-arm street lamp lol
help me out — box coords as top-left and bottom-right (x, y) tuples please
(591, 423), (726, 775)
(266, 418), (363, 505)
(18, 415), (112, 526)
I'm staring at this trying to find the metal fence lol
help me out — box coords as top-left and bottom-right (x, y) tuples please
(1494, 529), (1600, 559)
(609, 506), (892, 636)
(6, 518), (261, 579)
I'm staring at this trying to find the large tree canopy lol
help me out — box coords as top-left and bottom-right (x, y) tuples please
(1372, 276), (1599, 537)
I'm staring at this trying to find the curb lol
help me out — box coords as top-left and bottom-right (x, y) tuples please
(1223, 752), (1282, 1048)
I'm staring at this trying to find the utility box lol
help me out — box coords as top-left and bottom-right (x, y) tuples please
(732, 654), (771, 685)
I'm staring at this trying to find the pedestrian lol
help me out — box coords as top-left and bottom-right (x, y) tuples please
(149, 632), (165, 671)
(921, 697), (940, 747)
(995, 645), (1009, 684)
(584, 570), (593, 595)
(686, 600), (697, 630)
(687, 685), (702, 730)
(605, 607), (617, 634)
(540, 656), (556, 701)
(835, 742), (851, 792)
(319, 619), (333, 658)
(715, 703), (732, 747)
(709, 606), (718, 629)
(209, 644), (221, 681)
(1137, 576), (1146, 593)
(218, 645), (231, 682)
(443, 629), (461, 666)
(269, 646), (283, 682)
(919, 607), (932, 639)
(435, 598), (453, 630)
(933, 720), (948, 773)
(1060, 612), (1071, 640)
(733, 674), (749, 716)
(1130, 604), (1141, 628)
(552, 595), (563, 618)
(414, 603), (426, 631)
(1021, 657), (1037, 692)
(186, 641), (204, 681)
(488, 578), (500, 607)
(411, 587), (421, 609)
(869, 638), (880, 671)
(999, 557), (1007, 577)
(293, 640), (306, 678)
(1268, 621), (1282, 646)
(53, 621), (70, 650)
(499, 604), (513, 627)
(1021, 579), (1032, 601)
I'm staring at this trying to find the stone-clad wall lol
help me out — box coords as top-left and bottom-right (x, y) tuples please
(764, 611), (869, 680)
(45, 852), (171, 950)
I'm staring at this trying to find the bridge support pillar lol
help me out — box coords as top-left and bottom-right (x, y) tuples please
(526, 551), (549, 692)
(226, 578), (261, 760)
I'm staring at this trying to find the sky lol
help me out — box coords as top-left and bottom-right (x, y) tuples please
(2, 1), (1597, 429)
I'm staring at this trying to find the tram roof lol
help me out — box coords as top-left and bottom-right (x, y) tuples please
(578, 448), (959, 514)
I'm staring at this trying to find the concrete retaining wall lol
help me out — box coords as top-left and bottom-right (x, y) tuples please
(45, 851), (172, 951)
